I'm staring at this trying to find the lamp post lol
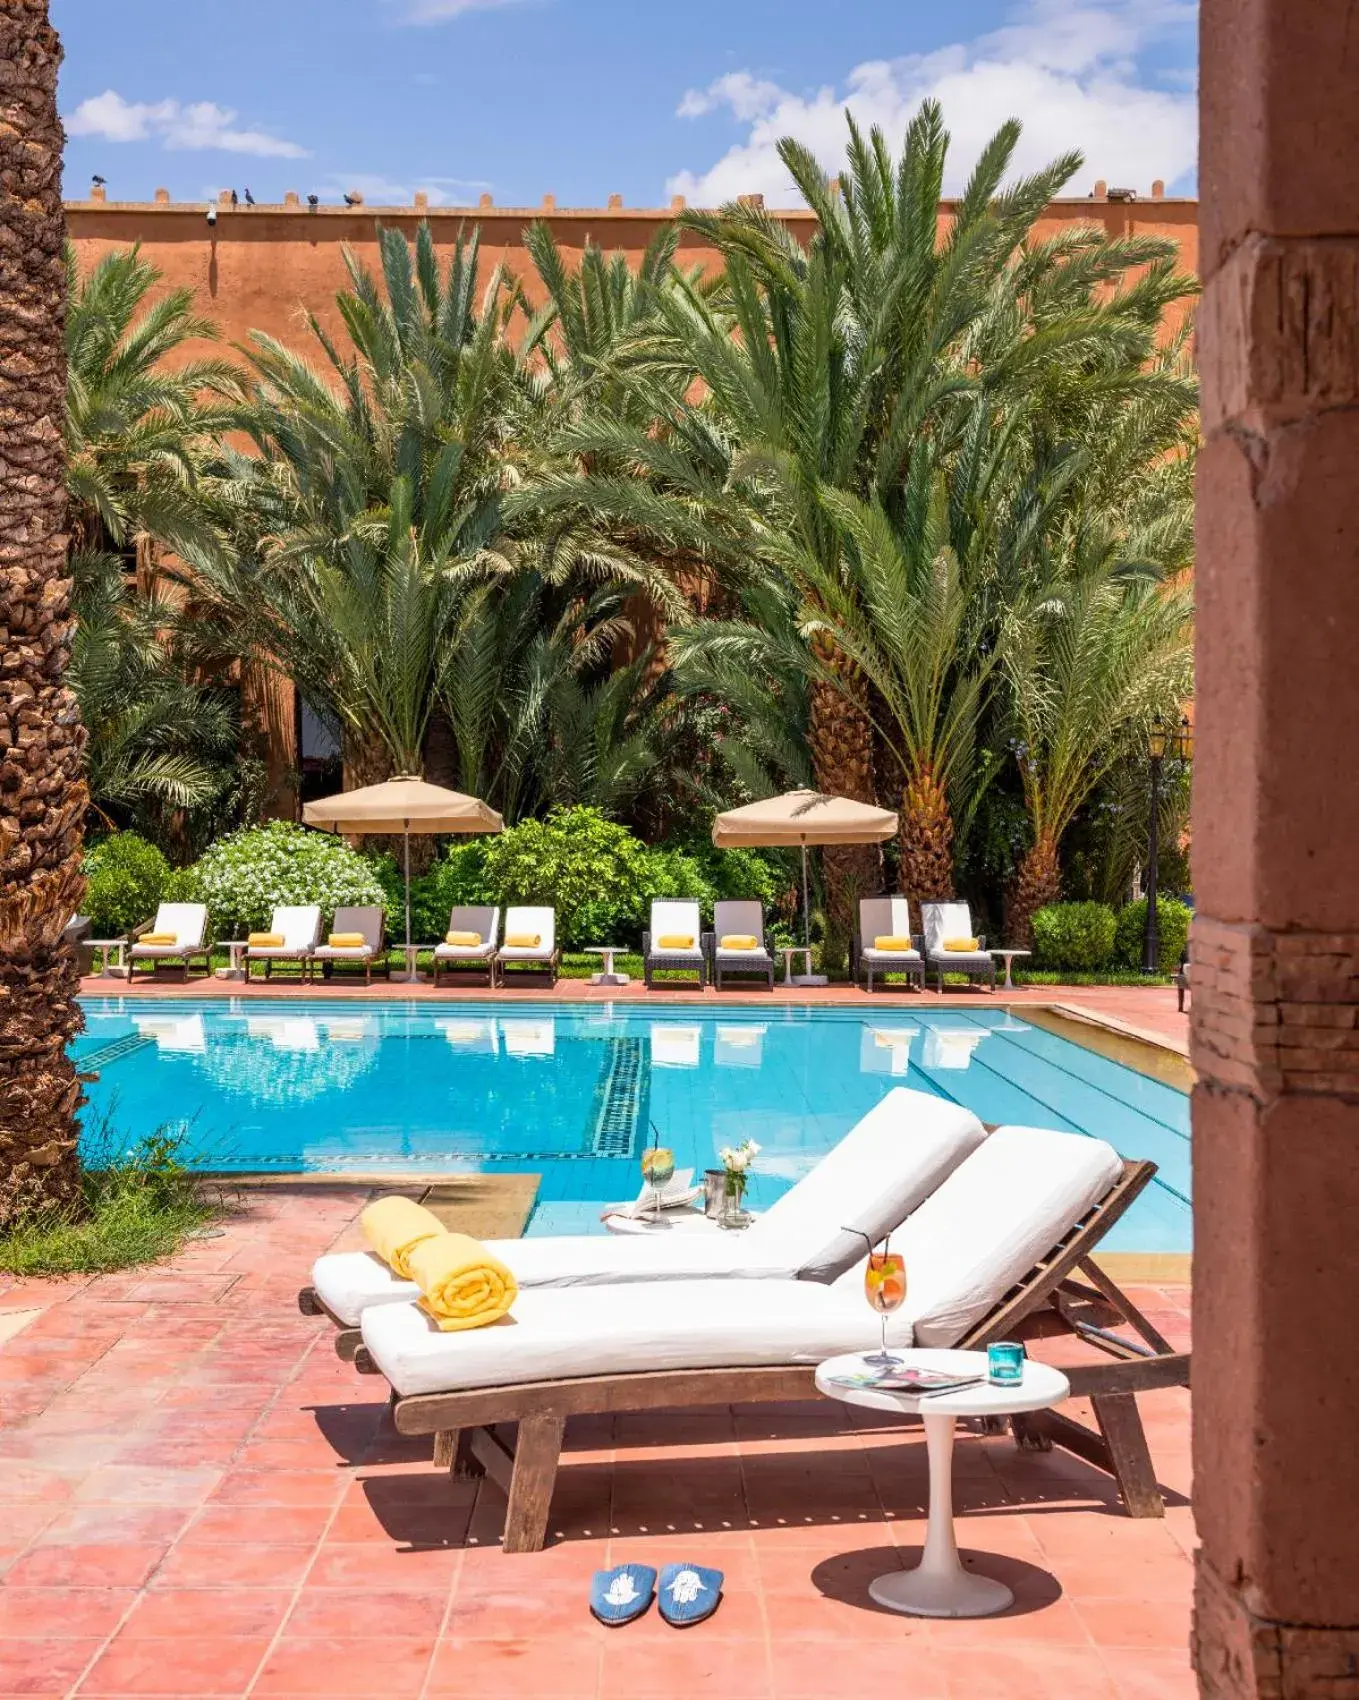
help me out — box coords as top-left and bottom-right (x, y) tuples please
(1143, 715), (1193, 974)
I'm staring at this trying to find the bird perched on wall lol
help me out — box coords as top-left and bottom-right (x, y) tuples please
(244, 187), (255, 205)
(343, 192), (359, 206)
(91, 173), (106, 187)
(307, 193), (319, 209)
(230, 189), (239, 208)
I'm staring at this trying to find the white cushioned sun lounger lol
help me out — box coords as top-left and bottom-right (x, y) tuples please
(358, 1124), (1123, 1397)
(493, 906), (558, 985)
(247, 905), (323, 978)
(855, 896), (924, 990)
(128, 903), (210, 979)
(433, 906), (500, 986)
(307, 1087), (986, 1327)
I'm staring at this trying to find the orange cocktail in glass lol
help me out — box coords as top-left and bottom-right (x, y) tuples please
(863, 1251), (906, 1367)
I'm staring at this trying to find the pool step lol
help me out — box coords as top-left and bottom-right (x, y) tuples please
(78, 1032), (155, 1073)
(590, 1037), (648, 1159)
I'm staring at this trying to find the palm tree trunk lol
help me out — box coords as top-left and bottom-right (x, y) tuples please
(806, 641), (881, 966)
(898, 764), (955, 905)
(0, 0), (88, 1223)
(1009, 828), (1062, 948)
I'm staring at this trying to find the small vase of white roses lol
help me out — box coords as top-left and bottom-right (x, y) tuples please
(717, 1138), (760, 1228)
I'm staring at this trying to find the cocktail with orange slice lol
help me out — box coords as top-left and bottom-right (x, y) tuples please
(863, 1249), (907, 1367)
(640, 1143), (675, 1219)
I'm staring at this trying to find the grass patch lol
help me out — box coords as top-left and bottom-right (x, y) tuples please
(0, 1123), (226, 1277)
(1012, 970), (1174, 988)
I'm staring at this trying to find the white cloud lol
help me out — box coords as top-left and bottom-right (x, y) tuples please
(396, 0), (525, 21)
(326, 172), (494, 205)
(669, 0), (1197, 207)
(65, 90), (308, 159)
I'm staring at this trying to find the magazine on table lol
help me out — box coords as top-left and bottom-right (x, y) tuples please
(826, 1363), (986, 1395)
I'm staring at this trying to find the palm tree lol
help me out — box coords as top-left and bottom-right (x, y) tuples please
(63, 244), (245, 836)
(0, 0), (87, 1221)
(1003, 562), (1194, 943)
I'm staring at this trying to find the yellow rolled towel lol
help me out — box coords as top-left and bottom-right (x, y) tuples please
(657, 934), (695, 949)
(874, 935), (916, 952)
(445, 930), (482, 946)
(504, 933), (541, 948)
(720, 934), (759, 950)
(328, 932), (367, 948)
(407, 1233), (518, 1333)
(361, 1196), (444, 1279)
(249, 932), (285, 948)
(140, 932), (177, 946)
(942, 936), (981, 952)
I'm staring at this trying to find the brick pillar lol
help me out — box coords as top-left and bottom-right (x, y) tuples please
(1193, 0), (1359, 1693)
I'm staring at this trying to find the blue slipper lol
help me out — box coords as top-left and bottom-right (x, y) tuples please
(590, 1563), (656, 1626)
(657, 1562), (724, 1628)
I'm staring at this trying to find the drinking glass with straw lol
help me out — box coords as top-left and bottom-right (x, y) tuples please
(640, 1122), (675, 1220)
(848, 1228), (906, 1367)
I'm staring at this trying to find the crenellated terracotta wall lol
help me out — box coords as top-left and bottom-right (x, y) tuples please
(66, 188), (1199, 369)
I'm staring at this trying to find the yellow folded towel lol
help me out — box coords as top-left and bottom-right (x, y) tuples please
(658, 934), (695, 949)
(942, 936), (981, 952)
(140, 932), (177, 946)
(249, 932), (285, 948)
(407, 1232), (518, 1333)
(446, 930), (482, 947)
(720, 934), (759, 950)
(874, 935), (915, 952)
(504, 932), (541, 948)
(361, 1196), (444, 1279)
(328, 932), (367, 948)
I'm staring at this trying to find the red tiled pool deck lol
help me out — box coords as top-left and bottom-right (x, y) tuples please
(0, 1179), (1195, 1700)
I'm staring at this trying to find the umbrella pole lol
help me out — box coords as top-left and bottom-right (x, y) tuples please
(403, 822), (413, 977)
(801, 841), (812, 950)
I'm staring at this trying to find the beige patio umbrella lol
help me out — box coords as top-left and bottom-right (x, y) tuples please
(304, 776), (503, 974)
(712, 789), (898, 979)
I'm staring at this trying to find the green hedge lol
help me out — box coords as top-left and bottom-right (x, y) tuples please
(1114, 897), (1192, 974)
(377, 807), (791, 952)
(82, 834), (171, 937)
(179, 821), (386, 939)
(1031, 902), (1117, 971)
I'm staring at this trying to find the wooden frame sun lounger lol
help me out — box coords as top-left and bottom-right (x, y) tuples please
(323, 1157), (1188, 1552)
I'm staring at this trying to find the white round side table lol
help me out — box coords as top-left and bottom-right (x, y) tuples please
(815, 1348), (1068, 1618)
(989, 948), (1031, 991)
(585, 946), (630, 987)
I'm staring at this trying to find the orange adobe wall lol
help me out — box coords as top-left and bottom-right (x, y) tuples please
(65, 186), (1199, 372)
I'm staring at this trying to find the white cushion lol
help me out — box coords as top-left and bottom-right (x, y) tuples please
(311, 945), (374, 960)
(859, 1125), (1124, 1347)
(859, 896), (913, 944)
(500, 908), (555, 956)
(861, 946), (922, 963)
(649, 899), (701, 942)
(260, 905), (321, 952)
(360, 1278), (902, 1398)
(130, 942), (198, 958)
(151, 902), (207, 949)
(313, 1250), (420, 1325)
(749, 1088), (985, 1281)
(309, 1086), (982, 1316)
(433, 941), (497, 959)
(922, 902), (974, 956)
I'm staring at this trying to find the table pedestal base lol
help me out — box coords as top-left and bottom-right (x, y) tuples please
(870, 1566), (1013, 1619)
(871, 1410), (1015, 1619)
(590, 973), (630, 987)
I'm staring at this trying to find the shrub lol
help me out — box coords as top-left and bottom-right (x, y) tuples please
(180, 820), (386, 938)
(1114, 897), (1192, 974)
(0, 1117), (220, 1276)
(82, 833), (170, 936)
(1031, 901), (1118, 971)
(480, 807), (654, 950)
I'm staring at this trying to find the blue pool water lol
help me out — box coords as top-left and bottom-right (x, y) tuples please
(74, 998), (1191, 1252)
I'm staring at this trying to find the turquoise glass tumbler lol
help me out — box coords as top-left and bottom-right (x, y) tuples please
(987, 1341), (1025, 1386)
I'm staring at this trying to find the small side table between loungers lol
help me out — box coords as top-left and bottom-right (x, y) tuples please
(87, 938), (128, 978)
(816, 1348), (1068, 1618)
(989, 948), (1030, 990)
(216, 941), (247, 981)
(585, 946), (630, 987)
(777, 945), (826, 987)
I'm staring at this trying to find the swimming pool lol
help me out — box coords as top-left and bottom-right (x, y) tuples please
(74, 998), (1190, 1252)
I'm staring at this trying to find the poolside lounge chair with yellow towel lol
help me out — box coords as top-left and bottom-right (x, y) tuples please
(352, 1127), (1188, 1549)
(643, 899), (706, 989)
(709, 899), (775, 991)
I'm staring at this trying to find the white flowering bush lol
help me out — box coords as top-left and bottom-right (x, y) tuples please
(182, 821), (386, 939)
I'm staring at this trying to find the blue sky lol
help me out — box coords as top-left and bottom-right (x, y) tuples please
(54, 0), (1197, 209)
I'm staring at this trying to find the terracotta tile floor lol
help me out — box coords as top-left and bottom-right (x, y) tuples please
(0, 1185), (1195, 1699)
